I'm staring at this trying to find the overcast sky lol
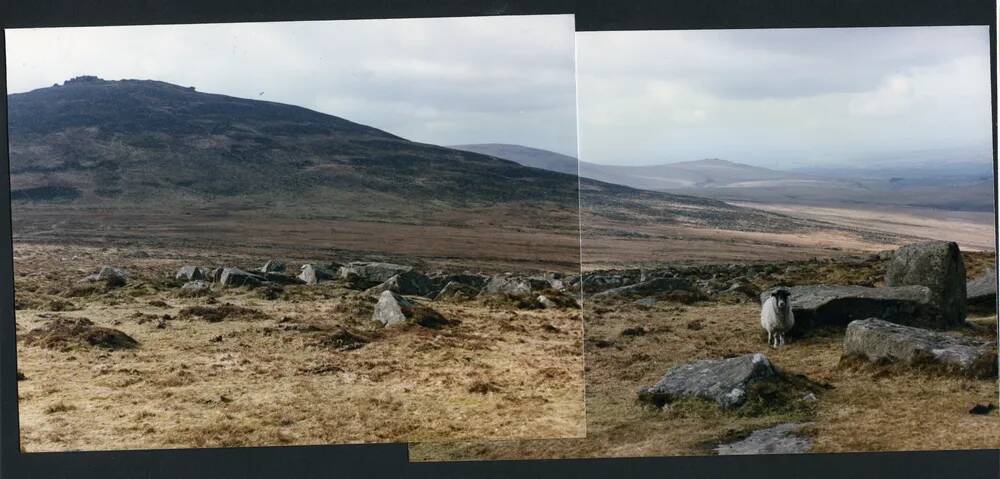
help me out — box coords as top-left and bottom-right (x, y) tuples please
(5, 15), (578, 156)
(578, 26), (993, 169)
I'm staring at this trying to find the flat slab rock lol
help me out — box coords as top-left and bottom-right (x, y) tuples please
(638, 353), (777, 409)
(218, 267), (265, 287)
(760, 284), (948, 330)
(481, 276), (551, 296)
(591, 277), (693, 300)
(967, 268), (996, 314)
(365, 270), (435, 297)
(340, 262), (412, 288)
(716, 423), (812, 455)
(843, 318), (996, 378)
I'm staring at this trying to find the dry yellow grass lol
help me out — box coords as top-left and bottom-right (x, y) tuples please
(734, 202), (996, 252)
(412, 280), (999, 461)
(14, 243), (585, 452)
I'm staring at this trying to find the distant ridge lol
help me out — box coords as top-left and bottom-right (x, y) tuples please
(450, 143), (579, 176)
(454, 143), (994, 212)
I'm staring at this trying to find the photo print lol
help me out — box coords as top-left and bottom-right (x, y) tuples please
(6, 14), (585, 452)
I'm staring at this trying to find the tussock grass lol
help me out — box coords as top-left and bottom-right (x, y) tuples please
(412, 252), (999, 461)
(14, 243), (585, 452)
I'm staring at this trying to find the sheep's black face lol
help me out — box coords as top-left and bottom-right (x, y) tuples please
(772, 290), (790, 311)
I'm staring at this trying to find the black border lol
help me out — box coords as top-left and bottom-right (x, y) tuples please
(1, 1), (997, 478)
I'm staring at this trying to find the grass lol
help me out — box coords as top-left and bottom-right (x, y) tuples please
(14, 242), (585, 452)
(411, 260), (1000, 460)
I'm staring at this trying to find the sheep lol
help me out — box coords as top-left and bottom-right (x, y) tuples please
(761, 288), (795, 348)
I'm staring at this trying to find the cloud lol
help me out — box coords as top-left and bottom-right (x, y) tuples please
(577, 26), (993, 168)
(849, 74), (915, 117)
(4, 15), (578, 156)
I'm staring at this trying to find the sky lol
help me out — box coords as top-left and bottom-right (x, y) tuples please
(577, 26), (994, 169)
(5, 15), (579, 157)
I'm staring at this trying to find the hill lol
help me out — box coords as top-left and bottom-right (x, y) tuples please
(456, 143), (994, 213)
(8, 77), (590, 221)
(449, 143), (579, 176)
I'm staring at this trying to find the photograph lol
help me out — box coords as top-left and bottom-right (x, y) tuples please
(411, 25), (998, 461)
(6, 14), (586, 452)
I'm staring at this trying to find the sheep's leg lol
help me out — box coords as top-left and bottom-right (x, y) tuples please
(767, 331), (773, 347)
(778, 333), (785, 347)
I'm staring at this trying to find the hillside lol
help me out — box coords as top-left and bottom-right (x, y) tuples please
(8, 77), (582, 219)
(449, 143), (579, 176)
(457, 143), (995, 213)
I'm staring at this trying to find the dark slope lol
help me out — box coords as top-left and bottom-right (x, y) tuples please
(8, 77), (580, 212)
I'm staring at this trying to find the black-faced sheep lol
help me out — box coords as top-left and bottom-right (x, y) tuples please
(761, 288), (794, 348)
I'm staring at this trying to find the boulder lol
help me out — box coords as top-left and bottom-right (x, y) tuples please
(371, 291), (450, 328)
(432, 281), (481, 300)
(966, 268), (996, 315)
(298, 264), (336, 285)
(759, 284), (946, 330)
(259, 271), (305, 285)
(83, 266), (130, 288)
(365, 270), (435, 297)
(175, 266), (208, 281)
(372, 291), (414, 326)
(340, 262), (412, 288)
(843, 318), (997, 378)
(218, 268), (265, 288)
(179, 280), (212, 296)
(719, 280), (761, 300)
(537, 295), (558, 309)
(429, 273), (489, 290)
(208, 267), (224, 283)
(581, 271), (642, 293)
(591, 277), (694, 300)
(885, 241), (967, 325)
(638, 353), (778, 409)
(633, 297), (658, 307)
(481, 275), (551, 296)
(715, 423), (812, 455)
(259, 260), (286, 273)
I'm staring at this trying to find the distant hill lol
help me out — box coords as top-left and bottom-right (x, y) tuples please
(450, 144), (817, 189)
(456, 143), (994, 213)
(581, 158), (818, 190)
(449, 143), (579, 176)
